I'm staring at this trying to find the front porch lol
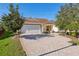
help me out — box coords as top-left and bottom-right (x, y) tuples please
(42, 24), (53, 34)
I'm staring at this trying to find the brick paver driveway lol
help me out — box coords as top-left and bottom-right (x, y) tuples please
(20, 33), (79, 56)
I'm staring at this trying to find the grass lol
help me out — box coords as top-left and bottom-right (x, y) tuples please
(0, 32), (26, 56)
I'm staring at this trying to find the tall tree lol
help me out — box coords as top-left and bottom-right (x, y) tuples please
(1, 4), (23, 32)
(56, 3), (79, 32)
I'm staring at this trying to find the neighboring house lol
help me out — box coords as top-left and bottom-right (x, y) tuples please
(21, 18), (53, 34)
(52, 25), (59, 32)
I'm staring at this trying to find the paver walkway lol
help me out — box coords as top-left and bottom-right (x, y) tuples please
(20, 33), (79, 56)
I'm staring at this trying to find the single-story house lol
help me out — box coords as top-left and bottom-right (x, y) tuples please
(21, 18), (53, 35)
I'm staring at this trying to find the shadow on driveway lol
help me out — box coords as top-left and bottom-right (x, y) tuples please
(20, 34), (54, 40)
(39, 44), (73, 56)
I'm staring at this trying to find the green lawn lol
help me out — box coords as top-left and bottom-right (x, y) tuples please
(0, 32), (26, 56)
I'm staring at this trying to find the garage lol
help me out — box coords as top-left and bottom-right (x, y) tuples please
(21, 24), (41, 35)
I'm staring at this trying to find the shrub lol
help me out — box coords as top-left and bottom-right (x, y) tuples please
(70, 32), (76, 37)
(0, 31), (13, 40)
(0, 27), (5, 36)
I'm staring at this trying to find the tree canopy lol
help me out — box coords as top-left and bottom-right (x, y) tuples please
(56, 3), (79, 32)
(1, 4), (23, 32)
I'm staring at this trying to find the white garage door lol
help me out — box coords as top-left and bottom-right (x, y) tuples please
(21, 25), (41, 34)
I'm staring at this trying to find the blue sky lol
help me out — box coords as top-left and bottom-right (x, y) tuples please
(0, 3), (64, 20)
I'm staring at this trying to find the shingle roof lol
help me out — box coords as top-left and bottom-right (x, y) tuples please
(24, 18), (53, 24)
